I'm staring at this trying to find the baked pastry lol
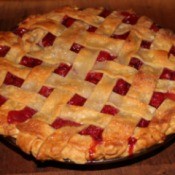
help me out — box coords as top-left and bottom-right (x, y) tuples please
(0, 6), (175, 164)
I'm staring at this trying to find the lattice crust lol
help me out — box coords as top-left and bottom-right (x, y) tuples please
(0, 6), (175, 164)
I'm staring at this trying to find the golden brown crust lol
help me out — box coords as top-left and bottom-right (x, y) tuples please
(0, 6), (175, 164)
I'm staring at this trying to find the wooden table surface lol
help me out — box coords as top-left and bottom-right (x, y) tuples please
(0, 0), (175, 174)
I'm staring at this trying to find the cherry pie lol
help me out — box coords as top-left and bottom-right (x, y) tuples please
(0, 6), (175, 164)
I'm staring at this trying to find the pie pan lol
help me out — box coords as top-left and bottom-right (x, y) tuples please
(1, 134), (175, 166)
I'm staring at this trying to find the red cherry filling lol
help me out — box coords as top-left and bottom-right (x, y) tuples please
(164, 92), (175, 101)
(0, 45), (10, 57)
(150, 23), (161, 32)
(121, 11), (139, 25)
(87, 25), (97, 32)
(128, 136), (137, 155)
(85, 72), (103, 84)
(70, 43), (84, 53)
(79, 125), (103, 142)
(39, 86), (54, 97)
(4, 72), (24, 87)
(13, 27), (28, 37)
(62, 15), (76, 28)
(129, 57), (143, 70)
(51, 117), (81, 129)
(137, 118), (150, 127)
(99, 9), (111, 18)
(89, 141), (99, 161)
(101, 105), (119, 116)
(150, 91), (175, 108)
(80, 125), (104, 161)
(20, 56), (42, 68)
(111, 31), (130, 40)
(96, 51), (115, 62)
(0, 95), (7, 106)
(67, 94), (87, 106)
(140, 40), (152, 49)
(54, 63), (72, 77)
(40, 32), (56, 47)
(159, 68), (175, 80)
(149, 92), (165, 108)
(113, 79), (130, 96)
(168, 45), (175, 57)
(7, 106), (37, 124)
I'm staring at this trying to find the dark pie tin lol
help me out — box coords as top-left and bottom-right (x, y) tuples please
(0, 134), (175, 169)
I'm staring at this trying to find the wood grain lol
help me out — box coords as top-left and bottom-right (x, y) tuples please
(0, 0), (175, 174)
(0, 0), (175, 31)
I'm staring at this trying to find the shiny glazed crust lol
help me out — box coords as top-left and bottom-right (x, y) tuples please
(0, 6), (175, 164)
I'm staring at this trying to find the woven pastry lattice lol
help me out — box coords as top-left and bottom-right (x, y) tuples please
(0, 6), (175, 164)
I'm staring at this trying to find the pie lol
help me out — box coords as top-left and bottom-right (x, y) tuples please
(0, 6), (175, 164)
